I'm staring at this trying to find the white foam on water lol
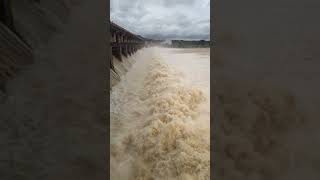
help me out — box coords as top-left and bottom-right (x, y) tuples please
(110, 47), (210, 180)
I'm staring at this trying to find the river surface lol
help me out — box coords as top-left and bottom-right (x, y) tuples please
(110, 47), (210, 180)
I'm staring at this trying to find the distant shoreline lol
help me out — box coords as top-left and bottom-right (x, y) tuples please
(162, 40), (211, 48)
(166, 46), (210, 48)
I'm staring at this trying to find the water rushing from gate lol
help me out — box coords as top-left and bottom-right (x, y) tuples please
(110, 47), (210, 180)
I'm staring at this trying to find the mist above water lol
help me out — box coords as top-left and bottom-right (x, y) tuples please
(110, 47), (210, 180)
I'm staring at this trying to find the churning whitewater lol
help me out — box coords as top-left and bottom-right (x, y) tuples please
(110, 47), (210, 180)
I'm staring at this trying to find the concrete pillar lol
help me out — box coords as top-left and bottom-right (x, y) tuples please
(113, 46), (122, 61)
(121, 44), (127, 57)
(120, 34), (123, 43)
(116, 33), (119, 43)
(112, 33), (116, 42)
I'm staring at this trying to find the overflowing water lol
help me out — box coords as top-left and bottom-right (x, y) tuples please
(110, 47), (210, 180)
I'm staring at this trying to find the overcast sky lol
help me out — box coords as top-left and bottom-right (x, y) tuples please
(110, 0), (210, 40)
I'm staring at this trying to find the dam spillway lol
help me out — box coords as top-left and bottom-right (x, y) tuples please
(110, 21), (146, 88)
(110, 47), (210, 179)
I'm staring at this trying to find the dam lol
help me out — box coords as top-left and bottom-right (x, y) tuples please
(108, 21), (211, 180)
(109, 21), (210, 179)
(0, 1), (210, 179)
(110, 21), (146, 88)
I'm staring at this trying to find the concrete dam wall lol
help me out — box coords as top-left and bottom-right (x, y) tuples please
(111, 52), (144, 87)
(110, 21), (146, 88)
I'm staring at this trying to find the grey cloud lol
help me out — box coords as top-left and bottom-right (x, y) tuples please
(111, 0), (210, 40)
